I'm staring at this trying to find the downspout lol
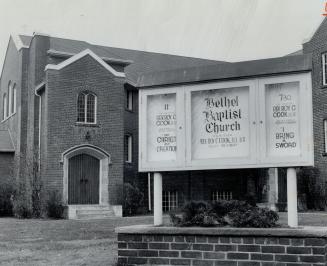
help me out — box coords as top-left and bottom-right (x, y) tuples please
(34, 83), (44, 168)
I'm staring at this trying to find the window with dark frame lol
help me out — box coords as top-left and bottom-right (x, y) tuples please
(162, 191), (178, 212)
(322, 53), (327, 86)
(125, 134), (132, 163)
(126, 90), (133, 111)
(77, 92), (96, 124)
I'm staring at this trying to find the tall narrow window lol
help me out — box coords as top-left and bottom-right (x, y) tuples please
(322, 53), (327, 86)
(8, 83), (12, 115)
(324, 120), (327, 153)
(77, 92), (96, 124)
(127, 90), (133, 111)
(125, 135), (132, 163)
(12, 85), (16, 114)
(3, 94), (7, 120)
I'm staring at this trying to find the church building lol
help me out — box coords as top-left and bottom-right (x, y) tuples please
(0, 18), (327, 218)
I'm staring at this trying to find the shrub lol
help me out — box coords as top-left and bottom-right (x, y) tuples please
(12, 196), (33, 218)
(12, 182), (33, 219)
(228, 207), (279, 228)
(297, 167), (326, 210)
(46, 190), (65, 219)
(170, 200), (279, 228)
(0, 178), (15, 217)
(170, 201), (221, 227)
(123, 182), (144, 216)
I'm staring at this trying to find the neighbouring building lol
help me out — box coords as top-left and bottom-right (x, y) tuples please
(0, 18), (326, 218)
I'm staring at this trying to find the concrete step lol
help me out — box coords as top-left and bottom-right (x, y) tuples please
(68, 205), (116, 219)
(76, 213), (115, 220)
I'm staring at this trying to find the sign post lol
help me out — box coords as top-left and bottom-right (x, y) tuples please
(287, 168), (298, 227)
(153, 172), (163, 225)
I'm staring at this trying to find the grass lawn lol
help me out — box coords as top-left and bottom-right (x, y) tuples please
(0, 212), (326, 266)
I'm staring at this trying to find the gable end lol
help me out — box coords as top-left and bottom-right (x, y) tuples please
(45, 49), (125, 77)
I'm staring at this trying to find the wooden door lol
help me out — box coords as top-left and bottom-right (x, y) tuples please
(68, 154), (100, 204)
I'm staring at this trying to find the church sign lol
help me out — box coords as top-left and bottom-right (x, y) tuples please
(139, 73), (313, 172)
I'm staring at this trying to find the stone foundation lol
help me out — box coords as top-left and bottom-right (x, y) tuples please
(116, 225), (327, 265)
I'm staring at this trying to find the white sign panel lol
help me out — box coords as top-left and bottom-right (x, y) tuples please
(139, 73), (313, 172)
(147, 94), (177, 162)
(191, 87), (250, 159)
(265, 82), (300, 157)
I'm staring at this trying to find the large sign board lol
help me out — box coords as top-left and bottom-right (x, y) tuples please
(139, 73), (313, 172)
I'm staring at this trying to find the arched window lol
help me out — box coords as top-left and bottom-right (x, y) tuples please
(11, 83), (16, 114)
(77, 92), (96, 124)
(8, 82), (12, 115)
(2, 93), (7, 120)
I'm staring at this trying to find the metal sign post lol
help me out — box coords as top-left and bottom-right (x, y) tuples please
(287, 168), (298, 227)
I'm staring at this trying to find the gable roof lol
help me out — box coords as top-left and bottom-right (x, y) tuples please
(45, 49), (125, 77)
(0, 130), (15, 152)
(17, 34), (226, 82)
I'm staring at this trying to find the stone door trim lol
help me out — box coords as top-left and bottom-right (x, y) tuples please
(62, 144), (110, 205)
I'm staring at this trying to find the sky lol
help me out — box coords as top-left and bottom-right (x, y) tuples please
(0, 0), (325, 72)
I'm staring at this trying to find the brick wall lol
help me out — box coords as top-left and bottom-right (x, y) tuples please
(123, 84), (139, 185)
(303, 18), (327, 189)
(43, 54), (126, 204)
(25, 34), (50, 180)
(117, 226), (327, 265)
(0, 37), (24, 180)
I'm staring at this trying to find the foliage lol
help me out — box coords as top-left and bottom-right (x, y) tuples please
(123, 182), (144, 216)
(228, 206), (279, 228)
(29, 159), (43, 218)
(12, 181), (33, 219)
(297, 167), (326, 210)
(171, 201), (221, 227)
(11, 153), (44, 218)
(46, 190), (65, 219)
(0, 177), (16, 217)
(170, 200), (279, 228)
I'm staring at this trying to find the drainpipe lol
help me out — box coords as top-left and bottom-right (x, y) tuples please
(34, 83), (44, 168)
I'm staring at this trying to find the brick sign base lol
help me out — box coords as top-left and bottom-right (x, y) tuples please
(116, 225), (327, 266)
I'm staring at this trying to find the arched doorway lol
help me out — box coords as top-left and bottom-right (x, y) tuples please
(68, 153), (100, 204)
(62, 144), (110, 206)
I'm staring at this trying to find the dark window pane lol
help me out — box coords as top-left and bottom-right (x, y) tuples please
(77, 93), (85, 122)
(86, 94), (95, 123)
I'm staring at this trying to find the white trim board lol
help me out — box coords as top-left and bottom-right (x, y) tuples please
(45, 49), (126, 78)
(47, 49), (133, 65)
(11, 35), (29, 51)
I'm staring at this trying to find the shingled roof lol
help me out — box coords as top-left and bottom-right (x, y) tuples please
(132, 54), (312, 87)
(17, 34), (311, 89)
(19, 34), (226, 83)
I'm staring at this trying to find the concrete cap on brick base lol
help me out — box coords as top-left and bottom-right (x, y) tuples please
(115, 225), (327, 238)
